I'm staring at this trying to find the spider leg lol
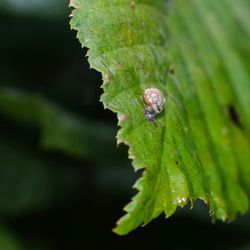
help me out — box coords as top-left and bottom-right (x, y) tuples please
(153, 117), (157, 127)
(144, 109), (157, 126)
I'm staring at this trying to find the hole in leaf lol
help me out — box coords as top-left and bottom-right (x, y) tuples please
(227, 105), (243, 129)
(168, 68), (175, 75)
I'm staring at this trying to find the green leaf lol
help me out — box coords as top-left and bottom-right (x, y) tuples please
(0, 225), (24, 250)
(0, 135), (83, 215)
(70, 0), (250, 235)
(0, 87), (116, 161)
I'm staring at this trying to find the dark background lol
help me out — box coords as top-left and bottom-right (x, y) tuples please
(0, 0), (249, 249)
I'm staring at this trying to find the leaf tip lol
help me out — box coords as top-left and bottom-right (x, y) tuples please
(69, 0), (77, 8)
(118, 113), (128, 124)
(102, 74), (110, 84)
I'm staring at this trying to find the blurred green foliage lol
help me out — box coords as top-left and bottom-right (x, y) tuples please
(0, 0), (249, 249)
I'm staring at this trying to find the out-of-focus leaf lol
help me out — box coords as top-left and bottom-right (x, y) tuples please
(0, 0), (66, 17)
(0, 87), (116, 161)
(70, 0), (250, 235)
(0, 225), (24, 250)
(0, 136), (83, 215)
